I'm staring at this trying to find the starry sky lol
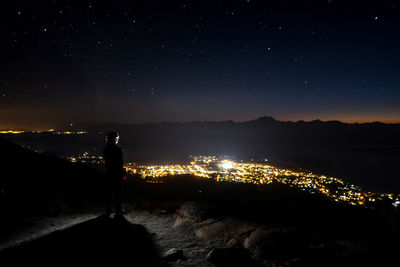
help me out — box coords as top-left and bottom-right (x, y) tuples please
(1, 0), (400, 130)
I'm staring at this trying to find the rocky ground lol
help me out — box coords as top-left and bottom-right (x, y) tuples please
(130, 210), (225, 266)
(129, 201), (395, 267)
(2, 199), (397, 266)
(0, 204), (234, 266)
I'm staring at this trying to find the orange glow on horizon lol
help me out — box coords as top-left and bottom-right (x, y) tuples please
(1, 115), (400, 132)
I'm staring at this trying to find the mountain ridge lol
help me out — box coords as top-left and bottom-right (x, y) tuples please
(61, 116), (400, 130)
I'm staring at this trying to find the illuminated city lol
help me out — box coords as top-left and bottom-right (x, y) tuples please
(67, 152), (103, 165)
(0, 129), (87, 135)
(125, 156), (400, 208)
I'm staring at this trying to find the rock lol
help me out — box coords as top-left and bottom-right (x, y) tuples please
(244, 227), (273, 250)
(244, 227), (307, 260)
(175, 202), (212, 221)
(192, 218), (220, 228)
(173, 215), (197, 227)
(161, 248), (185, 262)
(173, 202), (213, 227)
(194, 221), (227, 238)
(226, 238), (240, 248)
(137, 210), (150, 216)
(195, 219), (256, 239)
(206, 247), (263, 267)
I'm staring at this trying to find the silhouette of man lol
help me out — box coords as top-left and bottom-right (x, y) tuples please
(103, 131), (126, 216)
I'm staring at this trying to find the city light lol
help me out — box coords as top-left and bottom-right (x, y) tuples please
(220, 160), (234, 169)
(124, 156), (400, 208)
(0, 129), (87, 135)
(0, 130), (25, 134)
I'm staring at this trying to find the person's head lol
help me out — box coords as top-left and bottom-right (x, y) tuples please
(106, 131), (119, 145)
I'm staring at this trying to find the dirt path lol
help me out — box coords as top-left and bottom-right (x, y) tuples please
(0, 213), (97, 251)
(0, 211), (225, 266)
(129, 211), (225, 266)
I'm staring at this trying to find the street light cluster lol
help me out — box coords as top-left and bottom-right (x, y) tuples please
(125, 155), (400, 208)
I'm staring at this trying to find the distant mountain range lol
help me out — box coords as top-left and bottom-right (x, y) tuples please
(64, 116), (400, 163)
(66, 115), (400, 129)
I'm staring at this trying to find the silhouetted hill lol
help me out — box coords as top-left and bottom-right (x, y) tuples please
(0, 136), (104, 237)
(0, 215), (167, 266)
(66, 116), (400, 154)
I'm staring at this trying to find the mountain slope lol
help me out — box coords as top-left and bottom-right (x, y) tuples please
(0, 137), (104, 237)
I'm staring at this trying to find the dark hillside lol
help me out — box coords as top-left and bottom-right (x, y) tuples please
(0, 137), (104, 238)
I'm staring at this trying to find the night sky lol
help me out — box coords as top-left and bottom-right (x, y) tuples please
(1, 0), (400, 130)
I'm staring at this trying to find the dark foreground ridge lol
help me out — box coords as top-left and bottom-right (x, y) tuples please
(0, 215), (167, 266)
(0, 135), (104, 238)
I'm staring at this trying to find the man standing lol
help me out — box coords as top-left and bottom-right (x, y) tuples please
(103, 131), (126, 217)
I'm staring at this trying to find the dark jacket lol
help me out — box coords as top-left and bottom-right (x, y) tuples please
(103, 143), (126, 178)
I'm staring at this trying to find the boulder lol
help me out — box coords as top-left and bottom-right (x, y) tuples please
(192, 218), (220, 228)
(244, 227), (274, 250)
(176, 202), (211, 221)
(244, 227), (307, 260)
(173, 215), (197, 227)
(173, 202), (213, 227)
(194, 219), (256, 239)
(226, 238), (240, 248)
(136, 209), (151, 216)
